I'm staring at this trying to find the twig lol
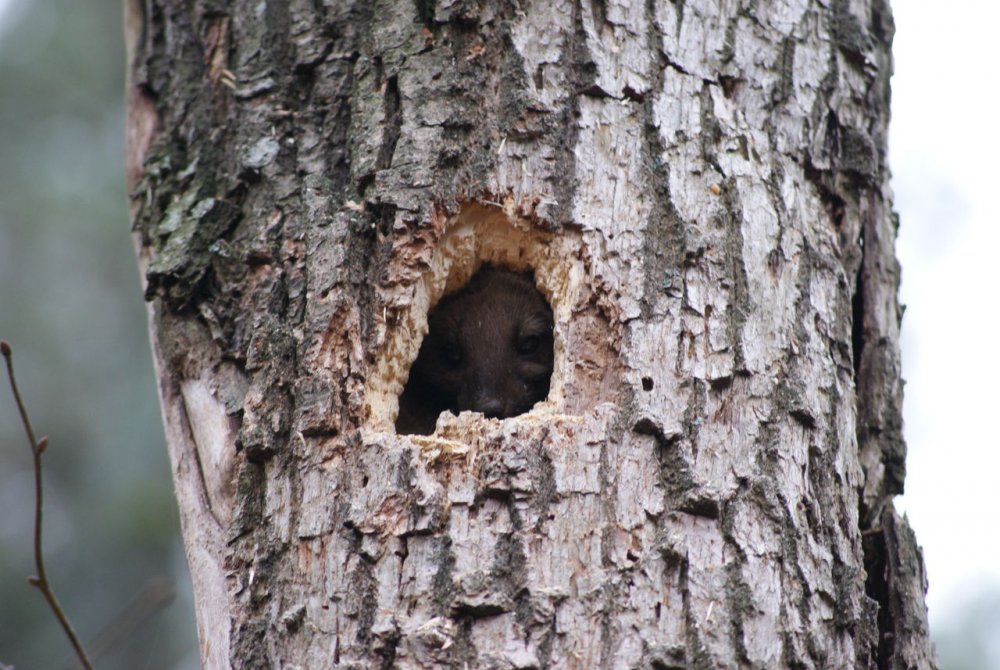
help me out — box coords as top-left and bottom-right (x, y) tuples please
(1, 340), (93, 670)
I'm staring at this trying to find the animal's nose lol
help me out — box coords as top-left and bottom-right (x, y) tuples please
(475, 398), (505, 419)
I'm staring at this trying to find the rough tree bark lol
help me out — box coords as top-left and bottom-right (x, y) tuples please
(125, 0), (935, 668)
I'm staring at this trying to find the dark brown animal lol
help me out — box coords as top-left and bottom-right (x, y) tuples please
(396, 266), (554, 435)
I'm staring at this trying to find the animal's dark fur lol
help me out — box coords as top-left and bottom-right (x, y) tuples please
(396, 265), (554, 435)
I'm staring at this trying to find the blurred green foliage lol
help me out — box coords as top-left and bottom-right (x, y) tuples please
(0, 0), (197, 667)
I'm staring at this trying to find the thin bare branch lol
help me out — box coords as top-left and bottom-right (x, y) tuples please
(1, 340), (93, 670)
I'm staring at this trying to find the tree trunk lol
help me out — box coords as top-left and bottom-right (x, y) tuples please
(125, 1), (935, 668)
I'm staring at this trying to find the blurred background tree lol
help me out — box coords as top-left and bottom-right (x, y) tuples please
(0, 0), (197, 667)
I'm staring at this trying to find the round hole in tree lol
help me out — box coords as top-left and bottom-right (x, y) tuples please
(395, 264), (555, 435)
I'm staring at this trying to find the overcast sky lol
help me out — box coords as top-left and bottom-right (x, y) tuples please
(891, 0), (1000, 628)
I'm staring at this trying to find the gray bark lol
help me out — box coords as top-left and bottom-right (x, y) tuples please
(125, 0), (935, 668)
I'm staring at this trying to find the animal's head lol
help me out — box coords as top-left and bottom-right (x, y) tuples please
(413, 266), (554, 420)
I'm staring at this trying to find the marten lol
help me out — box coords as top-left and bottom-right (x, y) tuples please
(395, 265), (554, 435)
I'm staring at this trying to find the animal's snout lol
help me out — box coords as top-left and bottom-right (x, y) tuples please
(473, 396), (506, 419)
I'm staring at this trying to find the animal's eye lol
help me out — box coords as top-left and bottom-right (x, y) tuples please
(517, 335), (541, 356)
(444, 344), (462, 365)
